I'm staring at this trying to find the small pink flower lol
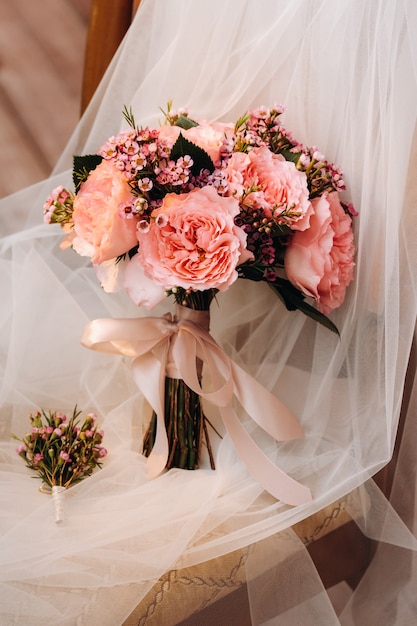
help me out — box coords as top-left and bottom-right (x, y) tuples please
(226, 147), (313, 230)
(118, 201), (135, 219)
(155, 214), (168, 227)
(43, 185), (70, 212)
(99, 136), (118, 158)
(137, 220), (150, 234)
(59, 451), (71, 463)
(285, 191), (355, 314)
(125, 187), (252, 304)
(71, 160), (138, 264)
(312, 149), (324, 161)
(130, 152), (147, 170)
(33, 453), (44, 466)
(138, 177), (153, 193)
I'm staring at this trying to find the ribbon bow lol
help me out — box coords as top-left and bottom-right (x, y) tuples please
(81, 309), (312, 506)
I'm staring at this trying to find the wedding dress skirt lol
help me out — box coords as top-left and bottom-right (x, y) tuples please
(1, 1), (416, 624)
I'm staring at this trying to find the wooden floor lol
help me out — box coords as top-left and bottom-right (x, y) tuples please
(0, 0), (91, 198)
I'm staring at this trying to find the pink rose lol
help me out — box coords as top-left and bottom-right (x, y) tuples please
(185, 122), (234, 163)
(126, 187), (252, 304)
(157, 125), (181, 147)
(226, 147), (313, 230)
(158, 121), (234, 163)
(72, 160), (138, 264)
(284, 191), (355, 314)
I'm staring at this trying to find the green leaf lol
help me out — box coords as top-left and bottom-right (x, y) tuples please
(271, 222), (292, 238)
(115, 244), (139, 265)
(239, 267), (339, 334)
(237, 261), (265, 282)
(234, 113), (250, 132)
(270, 278), (340, 335)
(73, 154), (103, 192)
(170, 133), (215, 175)
(122, 105), (137, 130)
(278, 149), (301, 164)
(175, 115), (199, 130)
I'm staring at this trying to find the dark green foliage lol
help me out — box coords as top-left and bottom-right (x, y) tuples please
(73, 154), (103, 192)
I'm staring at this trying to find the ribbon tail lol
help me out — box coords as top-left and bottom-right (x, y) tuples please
(177, 324), (305, 442)
(131, 349), (169, 480)
(175, 326), (311, 504)
(231, 361), (304, 441)
(221, 403), (312, 506)
(81, 316), (177, 478)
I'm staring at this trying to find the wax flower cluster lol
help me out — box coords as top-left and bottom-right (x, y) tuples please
(12, 407), (107, 489)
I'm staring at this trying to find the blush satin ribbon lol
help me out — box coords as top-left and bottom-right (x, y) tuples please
(81, 306), (312, 506)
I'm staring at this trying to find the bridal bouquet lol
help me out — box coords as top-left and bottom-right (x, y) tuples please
(43, 103), (355, 505)
(12, 408), (107, 523)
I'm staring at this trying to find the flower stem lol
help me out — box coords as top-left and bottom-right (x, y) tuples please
(143, 289), (217, 471)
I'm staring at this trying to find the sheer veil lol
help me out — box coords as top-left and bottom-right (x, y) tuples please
(1, 1), (416, 624)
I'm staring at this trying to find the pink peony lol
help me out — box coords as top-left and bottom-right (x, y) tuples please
(71, 160), (138, 264)
(158, 121), (234, 163)
(125, 187), (252, 306)
(226, 147), (313, 230)
(284, 191), (355, 314)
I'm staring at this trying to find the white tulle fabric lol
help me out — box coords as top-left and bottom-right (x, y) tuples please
(0, 0), (416, 624)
